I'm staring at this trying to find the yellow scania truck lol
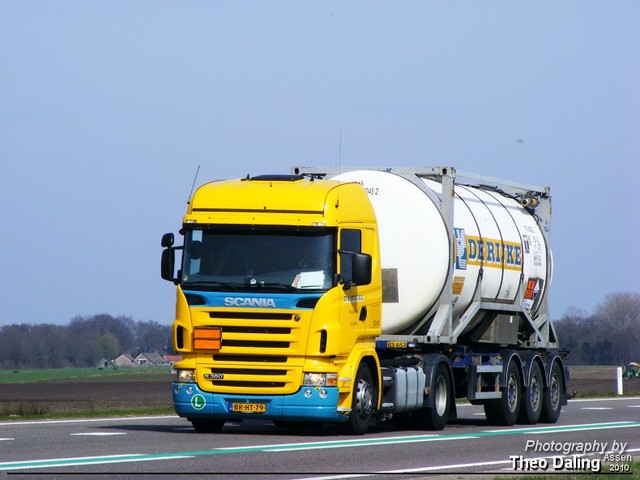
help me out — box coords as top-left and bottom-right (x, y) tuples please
(161, 166), (567, 434)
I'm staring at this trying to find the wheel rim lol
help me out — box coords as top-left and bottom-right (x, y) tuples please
(507, 373), (519, 413)
(530, 373), (541, 412)
(434, 375), (448, 416)
(549, 373), (560, 410)
(355, 378), (373, 418)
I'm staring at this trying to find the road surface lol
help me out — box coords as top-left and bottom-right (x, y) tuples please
(1, 397), (639, 479)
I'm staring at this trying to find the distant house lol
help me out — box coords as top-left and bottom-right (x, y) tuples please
(96, 358), (110, 369)
(113, 353), (135, 368)
(134, 352), (166, 366)
(164, 354), (182, 365)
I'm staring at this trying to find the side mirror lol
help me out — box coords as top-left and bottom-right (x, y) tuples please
(161, 232), (174, 248)
(161, 248), (175, 282)
(161, 233), (176, 283)
(352, 253), (372, 286)
(339, 250), (372, 289)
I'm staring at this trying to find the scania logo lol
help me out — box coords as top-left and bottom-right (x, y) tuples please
(223, 297), (277, 308)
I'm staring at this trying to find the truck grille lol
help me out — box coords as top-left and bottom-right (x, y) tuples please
(209, 367), (287, 388)
(194, 307), (310, 395)
(213, 355), (288, 363)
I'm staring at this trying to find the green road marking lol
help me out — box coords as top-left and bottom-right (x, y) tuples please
(2, 421), (639, 471)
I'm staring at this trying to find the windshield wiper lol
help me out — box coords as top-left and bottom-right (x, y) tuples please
(251, 282), (299, 292)
(182, 281), (243, 291)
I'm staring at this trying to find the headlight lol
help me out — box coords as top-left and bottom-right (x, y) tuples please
(173, 369), (196, 383)
(303, 372), (337, 387)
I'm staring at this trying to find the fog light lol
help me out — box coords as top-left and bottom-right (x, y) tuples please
(304, 389), (312, 398)
(186, 386), (194, 394)
(319, 389), (328, 399)
(174, 385), (182, 394)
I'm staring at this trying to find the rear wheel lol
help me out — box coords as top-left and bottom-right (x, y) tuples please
(519, 361), (543, 424)
(484, 359), (522, 426)
(540, 361), (564, 423)
(346, 363), (376, 435)
(190, 419), (225, 433)
(415, 363), (451, 430)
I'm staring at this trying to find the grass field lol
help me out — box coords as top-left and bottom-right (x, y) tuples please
(0, 365), (172, 384)
(0, 366), (174, 419)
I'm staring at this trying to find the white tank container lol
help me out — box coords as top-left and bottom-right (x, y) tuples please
(331, 170), (549, 335)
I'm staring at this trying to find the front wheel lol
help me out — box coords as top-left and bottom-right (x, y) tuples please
(346, 363), (376, 435)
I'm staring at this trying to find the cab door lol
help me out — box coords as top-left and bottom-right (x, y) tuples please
(339, 228), (381, 341)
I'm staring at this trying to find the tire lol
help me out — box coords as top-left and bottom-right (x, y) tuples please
(346, 363), (376, 435)
(518, 361), (543, 424)
(484, 358), (522, 426)
(540, 361), (564, 423)
(190, 419), (225, 433)
(415, 363), (451, 430)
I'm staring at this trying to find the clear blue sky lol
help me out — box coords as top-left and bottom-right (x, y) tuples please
(1, 2), (638, 326)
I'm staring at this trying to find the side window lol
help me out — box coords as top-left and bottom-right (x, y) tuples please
(340, 229), (361, 253)
(339, 229), (361, 285)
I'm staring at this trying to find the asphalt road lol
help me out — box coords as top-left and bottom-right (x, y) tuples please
(1, 397), (639, 480)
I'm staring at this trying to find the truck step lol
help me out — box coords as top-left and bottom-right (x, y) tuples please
(472, 392), (502, 400)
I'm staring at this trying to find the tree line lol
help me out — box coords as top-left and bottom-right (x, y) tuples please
(0, 292), (638, 370)
(0, 315), (171, 370)
(554, 292), (639, 365)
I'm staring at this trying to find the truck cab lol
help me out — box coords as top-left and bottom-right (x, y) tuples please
(162, 175), (382, 433)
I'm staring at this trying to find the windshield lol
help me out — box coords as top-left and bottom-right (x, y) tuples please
(181, 227), (335, 292)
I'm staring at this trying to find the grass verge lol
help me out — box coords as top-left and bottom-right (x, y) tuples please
(0, 402), (174, 421)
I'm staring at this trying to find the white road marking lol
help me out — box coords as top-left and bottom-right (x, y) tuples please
(0, 454), (193, 471)
(0, 415), (175, 427)
(581, 407), (613, 410)
(569, 396), (640, 403)
(70, 432), (127, 436)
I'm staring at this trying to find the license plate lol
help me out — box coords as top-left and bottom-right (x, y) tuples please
(230, 402), (267, 413)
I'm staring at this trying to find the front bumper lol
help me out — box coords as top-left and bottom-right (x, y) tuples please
(172, 382), (347, 423)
